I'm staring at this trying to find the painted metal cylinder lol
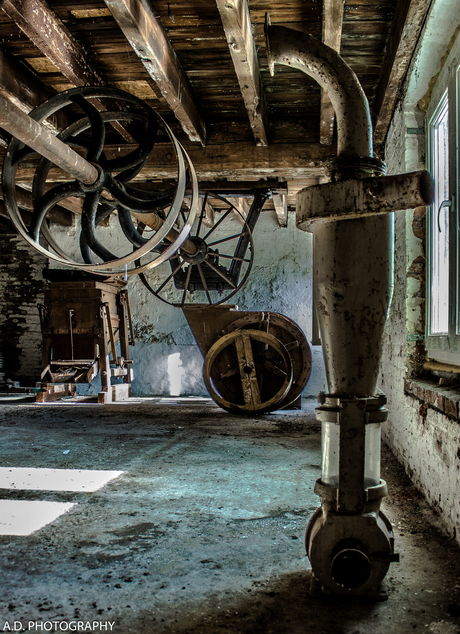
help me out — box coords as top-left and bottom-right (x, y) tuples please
(297, 170), (435, 229)
(314, 214), (392, 397)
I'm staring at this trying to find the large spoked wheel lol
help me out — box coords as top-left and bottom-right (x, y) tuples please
(203, 329), (293, 414)
(137, 193), (254, 306)
(2, 86), (198, 276)
(222, 312), (312, 409)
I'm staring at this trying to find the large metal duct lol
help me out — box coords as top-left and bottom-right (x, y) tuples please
(265, 18), (434, 597)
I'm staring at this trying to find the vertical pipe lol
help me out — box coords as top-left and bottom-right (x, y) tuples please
(265, 22), (391, 398)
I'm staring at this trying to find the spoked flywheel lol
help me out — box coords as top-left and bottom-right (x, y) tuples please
(137, 192), (266, 306)
(2, 86), (198, 276)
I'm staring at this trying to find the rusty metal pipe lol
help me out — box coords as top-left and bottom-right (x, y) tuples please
(265, 19), (372, 158)
(266, 20), (401, 595)
(0, 93), (99, 185)
(297, 170), (434, 229)
(266, 20), (391, 397)
(0, 93), (198, 257)
(130, 211), (197, 256)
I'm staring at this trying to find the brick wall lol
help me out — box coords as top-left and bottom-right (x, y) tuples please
(0, 234), (48, 383)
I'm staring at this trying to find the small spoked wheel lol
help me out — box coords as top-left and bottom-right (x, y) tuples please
(137, 193), (254, 306)
(203, 329), (293, 414)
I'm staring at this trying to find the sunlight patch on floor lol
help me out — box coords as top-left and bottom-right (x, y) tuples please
(0, 467), (124, 492)
(0, 500), (76, 536)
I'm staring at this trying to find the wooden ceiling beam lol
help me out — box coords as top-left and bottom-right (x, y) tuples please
(2, 0), (135, 142)
(372, 0), (431, 152)
(320, 0), (344, 146)
(215, 0), (269, 147)
(0, 47), (52, 115)
(0, 46), (58, 146)
(0, 185), (74, 226)
(273, 193), (288, 227)
(104, 0), (207, 146)
(5, 141), (331, 181)
(2, 0), (107, 88)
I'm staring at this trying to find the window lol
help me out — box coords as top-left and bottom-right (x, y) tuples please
(426, 48), (460, 364)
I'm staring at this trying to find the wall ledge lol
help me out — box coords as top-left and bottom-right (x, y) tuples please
(404, 378), (460, 419)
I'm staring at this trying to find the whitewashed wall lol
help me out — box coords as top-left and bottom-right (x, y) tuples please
(127, 210), (326, 398)
(52, 208), (326, 399)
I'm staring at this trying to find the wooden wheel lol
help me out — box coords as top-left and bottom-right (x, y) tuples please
(203, 329), (293, 414)
(221, 312), (312, 409)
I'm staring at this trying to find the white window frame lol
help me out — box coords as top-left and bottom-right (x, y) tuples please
(426, 40), (460, 365)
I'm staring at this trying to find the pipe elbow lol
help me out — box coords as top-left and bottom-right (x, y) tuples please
(265, 15), (373, 158)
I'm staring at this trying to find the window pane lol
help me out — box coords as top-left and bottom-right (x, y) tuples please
(430, 99), (450, 334)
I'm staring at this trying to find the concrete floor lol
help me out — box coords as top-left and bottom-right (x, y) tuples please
(0, 397), (459, 633)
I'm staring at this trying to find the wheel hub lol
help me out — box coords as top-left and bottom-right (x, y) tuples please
(180, 236), (209, 264)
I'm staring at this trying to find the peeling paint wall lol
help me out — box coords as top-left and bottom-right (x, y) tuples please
(380, 0), (460, 543)
(46, 209), (326, 399)
(125, 211), (326, 398)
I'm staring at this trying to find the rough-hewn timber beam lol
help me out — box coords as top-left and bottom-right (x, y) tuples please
(320, 0), (344, 146)
(4, 142), (332, 182)
(104, 0), (207, 146)
(372, 0), (431, 152)
(0, 47), (52, 115)
(3, 0), (107, 88)
(0, 186), (74, 226)
(215, 0), (269, 147)
(0, 46), (56, 146)
(2, 0), (134, 142)
(273, 193), (288, 227)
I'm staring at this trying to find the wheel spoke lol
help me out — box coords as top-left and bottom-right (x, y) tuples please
(180, 264), (194, 306)
(203, 258), (237, 288)
(207, 231), (249, 247)
(155, 260), (184, 294)
(135, 190), (255, 306)
(263, 358), (288, 378)
(202, 206), (233, 241)
(234, 334), (261, 407)
(220, 367), (240, 379)
(212, 252), (251, 263)
(197, 263), (213, 304)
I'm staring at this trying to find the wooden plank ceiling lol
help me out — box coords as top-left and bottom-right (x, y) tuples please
(0, 0), (430, 223)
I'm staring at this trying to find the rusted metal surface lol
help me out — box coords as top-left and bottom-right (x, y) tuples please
(266, 18), (372, 158)
(266, 22), (391, 398)
(0, 92), (99, 186)
(2, 87), (199, 276)
(267, 23), (399, 595)
(297, 170), (435, 229)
